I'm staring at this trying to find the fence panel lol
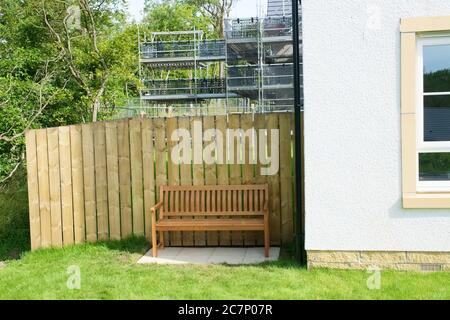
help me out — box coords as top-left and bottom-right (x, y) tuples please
(215, 115), (231, 246)
(191, 116), (206, 246)
(228, 114), (243, 246)
(117, 120), (132, 238)
(167, 117), (181, 246)
(266, 114), (281, 245)
(71, 125), (86, 244)
(142, 118), (155, 241)
(82, 124), (97, 242)
(203, 116), (219, 246)
(105, 122), (121, 240)
(59, 127), (74, 245)
(178, 117), (194, 246)
(47, 128), (63, 247)
(154, 118), (169, 246)
(94, 122), (109, 241)
(130, 119), (144, 237)
(26, 113), (296, 250)
(35, 129), (52, 248)
(254, 114), (267, 246)
(279, 114), (294, 244)
(25, 131), (41, 250)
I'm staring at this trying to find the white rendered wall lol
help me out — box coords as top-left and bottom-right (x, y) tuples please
(303, 0), (450, 252)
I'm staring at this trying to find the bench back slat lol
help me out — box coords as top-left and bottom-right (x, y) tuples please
(159, 184), (268, 216)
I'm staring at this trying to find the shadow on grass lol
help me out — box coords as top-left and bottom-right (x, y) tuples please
(0, 168), (31, 261)
(98, 236), (150, 255)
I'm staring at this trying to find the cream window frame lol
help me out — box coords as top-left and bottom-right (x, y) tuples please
(401, 16), (450, 209)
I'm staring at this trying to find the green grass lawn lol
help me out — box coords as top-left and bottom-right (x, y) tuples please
(1, 172), (450, 300)
(0, 237), (450, 300)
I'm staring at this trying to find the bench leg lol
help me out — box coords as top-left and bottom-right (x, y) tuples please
(159, 231), (165, 249)
(264, 216), (270, 258)
(152, 226), (158, 258)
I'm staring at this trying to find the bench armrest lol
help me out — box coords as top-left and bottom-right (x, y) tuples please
(151, 201), (163, 213)
(151, 201), (164, 222)
(263, 200), (269, 213)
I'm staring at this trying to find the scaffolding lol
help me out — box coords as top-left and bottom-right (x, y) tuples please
(132, 0), (302, 118)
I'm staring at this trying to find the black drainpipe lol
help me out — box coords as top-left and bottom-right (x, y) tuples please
(292, 0), (306, 264)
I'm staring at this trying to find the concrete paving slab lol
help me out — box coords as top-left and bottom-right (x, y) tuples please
(137, 247), (280, 265)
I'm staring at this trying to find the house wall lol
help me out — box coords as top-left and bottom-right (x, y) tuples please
(303, 0), (450, 269)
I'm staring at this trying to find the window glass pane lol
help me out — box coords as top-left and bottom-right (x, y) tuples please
(424, 95), (450, 141)
(419, 153), (450, 181)
(424, 44), (450, 93)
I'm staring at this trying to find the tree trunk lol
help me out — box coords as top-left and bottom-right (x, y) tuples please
(91, 79), (107, 122)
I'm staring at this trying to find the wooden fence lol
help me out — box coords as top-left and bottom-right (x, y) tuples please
(25, 113), (295, 250)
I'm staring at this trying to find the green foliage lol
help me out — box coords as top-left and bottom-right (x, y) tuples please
(182, 0), (235, 35)
(0, 0), (140, 182)
(144, 0), (215, 38)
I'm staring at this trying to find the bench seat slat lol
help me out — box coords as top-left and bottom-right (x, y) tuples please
(156, 218), (264, 231)
(163, 211), (265, 217)
(161, 184), (267, 191)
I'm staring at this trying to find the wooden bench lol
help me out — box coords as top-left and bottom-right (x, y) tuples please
(151, 184), (270, 258)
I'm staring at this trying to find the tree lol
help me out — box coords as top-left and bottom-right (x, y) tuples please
(143, 0), (214, 36)
(0, 0), (139, 183)
(183, 0), (236, 37)
(40, 0), (138, 122)
(181, 0), (237, 77)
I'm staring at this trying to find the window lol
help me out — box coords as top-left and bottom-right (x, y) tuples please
(417, 37), (450, 192)
(401, 16), (450, 208)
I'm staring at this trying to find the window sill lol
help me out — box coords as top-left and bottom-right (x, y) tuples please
(403, 193), (450, 209)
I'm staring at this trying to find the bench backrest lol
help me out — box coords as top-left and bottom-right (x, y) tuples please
(159, 184), (269, 216)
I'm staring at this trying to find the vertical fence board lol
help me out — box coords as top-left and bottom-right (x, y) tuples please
(154, 118), (169, 246)
(279, 114), (294, 244)
(167, 117), (181, 246)
(178, 117), (194, 246)
(228, 114), (243, 246)
(25, 130), (41, 250)
(266, 114), (281, 245)
(142, 118), (155, 241)
(130, 119), (144, 237)
(203, 116), (219, 246)
(191, 116), (206, 246)
(254, 114), (267, 246)
(47, 128), (63, 247)
(106, 122), (121, 240)
(241, 114), (257, 246)
(59, 127), (74, 245)
(82, 124), (97, 242)
(94, 122), (109, 240)
(117, 120), (132, 238)
(70, 125), (85, 244)
(36, 129), (52, 247)
(216, 115), (231, 246)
